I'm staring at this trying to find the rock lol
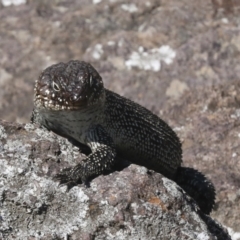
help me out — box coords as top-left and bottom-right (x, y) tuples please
(0, 120), (231, 239)
(1, 0), (240, 123)
(163, 79), (240, 237)
(166, 79), (189, 99)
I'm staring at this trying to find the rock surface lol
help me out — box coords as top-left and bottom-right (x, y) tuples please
(0, 0), (240, 238)
(0, 120), (231, 239)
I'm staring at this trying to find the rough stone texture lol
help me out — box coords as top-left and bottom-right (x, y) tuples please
(0, 120), (231, 239)
(163, 80), (240, 237)
(0, 0), (240, 238)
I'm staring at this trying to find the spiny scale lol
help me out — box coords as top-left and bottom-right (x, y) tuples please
(32, 60), (215, 214)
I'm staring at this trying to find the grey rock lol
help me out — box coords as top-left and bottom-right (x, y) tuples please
(0, 120), (230, 239)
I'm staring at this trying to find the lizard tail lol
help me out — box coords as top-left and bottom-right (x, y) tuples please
(174, 167), (216, 215)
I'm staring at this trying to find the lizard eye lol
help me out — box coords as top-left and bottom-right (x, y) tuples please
(52, 81), (60, 91)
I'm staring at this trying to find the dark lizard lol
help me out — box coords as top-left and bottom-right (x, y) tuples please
(31, 60), (215, 214)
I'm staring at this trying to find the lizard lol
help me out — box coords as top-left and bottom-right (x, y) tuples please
(31, 60), (215, 214)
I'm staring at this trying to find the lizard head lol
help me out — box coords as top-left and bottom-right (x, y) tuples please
(34, 60), (105, 110)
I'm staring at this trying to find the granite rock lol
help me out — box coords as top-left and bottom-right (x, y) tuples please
(0, 120), (231, 239)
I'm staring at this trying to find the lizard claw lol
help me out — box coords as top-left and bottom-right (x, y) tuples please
(53, 167), (88, 189)
(53, 167), (77, 189)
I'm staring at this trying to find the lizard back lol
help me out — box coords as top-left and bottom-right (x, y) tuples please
(104, 90), (182, 179)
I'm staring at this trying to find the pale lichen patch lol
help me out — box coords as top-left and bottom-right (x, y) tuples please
(1, 0), (26, 7)
(121, 3), (138, 13)
(92, 0), (102, 4)
(227, 227), (240, 240)
(0, 125), (7, 139)
(125, 45), (176, 72)
(86, 44), (104, 60)
(24, 123), (35, 131)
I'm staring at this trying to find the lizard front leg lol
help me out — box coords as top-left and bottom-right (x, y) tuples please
(54, 125), (116, 186)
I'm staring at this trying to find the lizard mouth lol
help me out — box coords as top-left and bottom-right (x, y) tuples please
(34, 60), (105, 110)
